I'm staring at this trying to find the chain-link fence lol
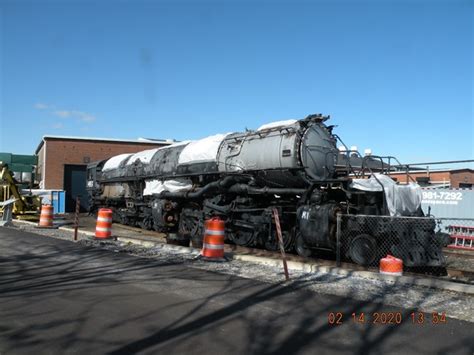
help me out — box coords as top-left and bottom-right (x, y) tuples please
(335, 214), (474, 274)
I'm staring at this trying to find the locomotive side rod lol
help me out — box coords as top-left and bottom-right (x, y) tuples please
(272, 208), (290, 281)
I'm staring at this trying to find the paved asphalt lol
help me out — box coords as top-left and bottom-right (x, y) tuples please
(0, 227), (473, 355)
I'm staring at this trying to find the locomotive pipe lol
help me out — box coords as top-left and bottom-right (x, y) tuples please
(203, 201), (231, 213)
(159, 184), (215, 200)
(158, 176), (250, 200)
(228, 184), (306, 196)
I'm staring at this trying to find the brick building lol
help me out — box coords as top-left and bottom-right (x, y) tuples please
(35, 135), (172, 211)
(389, 168), (474, 188)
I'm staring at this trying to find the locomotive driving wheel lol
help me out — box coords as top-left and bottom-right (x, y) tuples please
(229, 229), (257, 247)
(178, 204), (203, 248)
(264, 230), (294, 251)
(139, 215), (153, 230)
(295, 231), (312, 258)
(349, 234), (377, 266)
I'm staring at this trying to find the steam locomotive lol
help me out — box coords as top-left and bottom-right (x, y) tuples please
(87, 114), (445, 267)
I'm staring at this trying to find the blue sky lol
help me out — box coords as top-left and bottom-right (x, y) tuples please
(1, 0), (472, 166)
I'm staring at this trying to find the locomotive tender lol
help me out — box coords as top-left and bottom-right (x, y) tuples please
(87, 114), (444, 267)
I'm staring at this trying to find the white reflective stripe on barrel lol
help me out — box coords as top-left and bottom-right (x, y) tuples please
(41, 211), (53, 215)
(40, 218), (52, 222)
(379, 271), (403, 276)
(203, 243), (224, 250)
(97, 216), (112, 223)
(96, 227), (111, 232)
(205, 229), (225, 236)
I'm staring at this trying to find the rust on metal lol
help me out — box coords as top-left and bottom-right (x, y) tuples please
(272, 207), (290, 281)
(74, 197), (80, 241)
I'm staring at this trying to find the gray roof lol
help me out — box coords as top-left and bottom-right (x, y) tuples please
(35, 135), (175, 154)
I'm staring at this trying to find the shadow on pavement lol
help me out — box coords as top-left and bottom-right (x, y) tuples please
(0, 226), (472, 355)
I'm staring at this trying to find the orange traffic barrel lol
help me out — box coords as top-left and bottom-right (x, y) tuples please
(379, 255), (403, 276)
(95, 208), (113, 239)
(201, 217), (226, 261)
(38, 204), (54, 227)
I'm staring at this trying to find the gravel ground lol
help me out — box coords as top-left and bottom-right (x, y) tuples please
(446, 253), (474, 271)
(10, 221), (474, 323)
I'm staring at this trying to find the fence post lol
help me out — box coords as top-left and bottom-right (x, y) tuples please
(272, 208), (290, 281)
(74, 196), (80, 241)
(336, 213), (341, 267)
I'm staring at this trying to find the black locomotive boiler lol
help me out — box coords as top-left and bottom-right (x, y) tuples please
(87, 114), (445, 267)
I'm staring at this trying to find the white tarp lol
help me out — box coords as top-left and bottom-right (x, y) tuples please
(102, 153), (133, 171)
(161, 140), (192, 149)
(143, 178), (193, 196)
(178, 133), (230, 164)
(350, 174), (422, 216)
(126, 148), (160, 166)
(257, 119), (297, 131)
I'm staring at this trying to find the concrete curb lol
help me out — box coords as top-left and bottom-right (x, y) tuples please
(13, 219), (96, 237)
(11, 219), (37, 226)
(232, 254), (474, 295)
(10, 219), (474, 295)
(59, 226), (95, 237)
(117, 236), (200, 257)
(108, 234), (474, 295)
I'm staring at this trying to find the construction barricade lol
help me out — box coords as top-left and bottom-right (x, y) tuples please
(95, 208), (113, 239)
(201, 217), (226, 261)
(38, 204), (54, 228)
(379, 255), (403, 276)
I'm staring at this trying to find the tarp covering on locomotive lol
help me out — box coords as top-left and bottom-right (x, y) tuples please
(99, 114), (337, 187)
(101, 153), (133, 180)
(126, 148), (160, 166)
(350, 174), (422, 216)
(257, 119), (297, 131)
(102, 153), (133, 172)
(123, 148), (162, 177)
(143, 178), (193, 196)
(101, 142), (192, 181)
(178, 133), (231, 164)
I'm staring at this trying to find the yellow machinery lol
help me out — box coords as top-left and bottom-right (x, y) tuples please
(0, 162), (42, 220)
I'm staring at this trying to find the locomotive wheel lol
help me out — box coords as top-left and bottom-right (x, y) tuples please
(264, 230), (293, 251)
(118, 214), (130, 226)
(295, 232), (312, 258)
(191, 235), (203, 249)
(349, 234), (377, 266)
(179, 204), (203, 249)
(139, 216), (153, 230)
(229, 229), (256, 247)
